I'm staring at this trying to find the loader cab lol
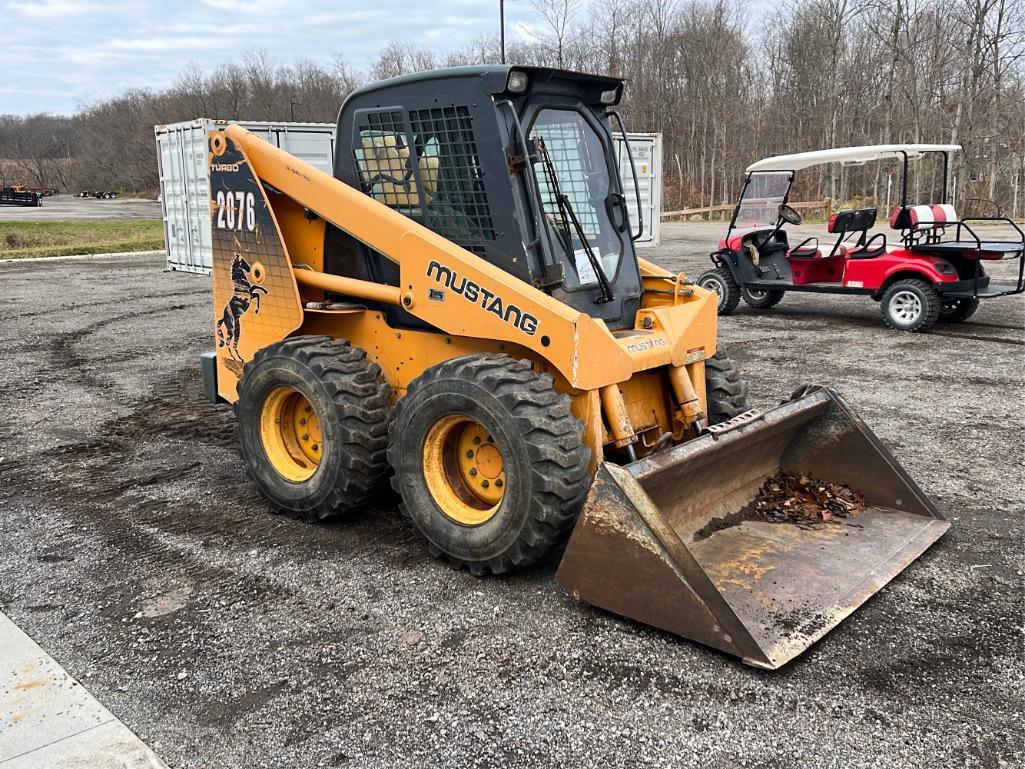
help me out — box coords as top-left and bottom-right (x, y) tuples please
(328, 65), (643, 331)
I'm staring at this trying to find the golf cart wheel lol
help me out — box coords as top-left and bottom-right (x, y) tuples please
(880, 279), (941, 332)
(705, 351), (749, 425)
(938, 297), (979, 324)
(741, 287), (785, 309)
(235, 336), (393, 522)
(388, 354), (591, 576)
(697, 267), (741, 315)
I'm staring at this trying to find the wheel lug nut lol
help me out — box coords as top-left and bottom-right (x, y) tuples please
(305, 406), (312, 413)
(469, 468), (477, 476)
(299, 418), (307, 425)
(473, 436), (481, 445)
(466, 450), (474, 458)
(487, 435), (494, 443)
(481, 480), (489, 488)
(311, 444), (319, 452)
(495, 479), (503, 487)
(302, 434), (310, 441)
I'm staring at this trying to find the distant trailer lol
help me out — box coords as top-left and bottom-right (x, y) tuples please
(155, 119), (662, 274)
(0, 186), (43, 207)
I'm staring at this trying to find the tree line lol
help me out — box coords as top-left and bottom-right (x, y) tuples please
(1, 0), (1022, 217)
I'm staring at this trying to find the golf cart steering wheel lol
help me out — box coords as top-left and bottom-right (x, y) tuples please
(778, 204), (802, 226)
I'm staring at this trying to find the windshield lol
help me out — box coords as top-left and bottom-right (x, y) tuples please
(529, 109), (623, 288)
(734, 171), (792, 229)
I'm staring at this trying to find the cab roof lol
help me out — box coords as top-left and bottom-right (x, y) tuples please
(344, 65), (624, 102)
(746, 144), (962, 174)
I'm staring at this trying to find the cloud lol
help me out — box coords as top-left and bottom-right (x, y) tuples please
(0, 0), (539, 115)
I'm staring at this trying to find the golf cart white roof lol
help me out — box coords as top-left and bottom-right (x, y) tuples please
(746, 144), (962, 173)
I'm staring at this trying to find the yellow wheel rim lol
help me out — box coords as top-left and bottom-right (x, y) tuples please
(259, 386), (322, 482)
(422, 415), (506, 526)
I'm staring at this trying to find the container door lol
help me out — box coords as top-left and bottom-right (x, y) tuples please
(614, 134), (661, 248)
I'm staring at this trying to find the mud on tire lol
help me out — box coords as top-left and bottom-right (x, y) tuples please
(705, 350), (749, 425)
(235, 335), (392, 522)
(388, 354), (591, 576)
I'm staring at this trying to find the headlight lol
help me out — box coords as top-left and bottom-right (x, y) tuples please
(506, 70), (528, 93)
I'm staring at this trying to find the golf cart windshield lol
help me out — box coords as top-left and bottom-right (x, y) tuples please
(529, 109), (623, 289)
(733, 171), (793, 229)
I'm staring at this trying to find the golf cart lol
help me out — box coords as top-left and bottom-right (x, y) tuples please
(698, 144), (1025, 332)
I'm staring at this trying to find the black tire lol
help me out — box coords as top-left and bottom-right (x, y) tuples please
(880, 279), (942, 332)
(235, 336), (392, 522)
(388, 354), (591, 576)
(742, 286), (785, 309)
(938, 296), (979, 324)
(697, 266), (741, 315)
(705, 351), (748, 425)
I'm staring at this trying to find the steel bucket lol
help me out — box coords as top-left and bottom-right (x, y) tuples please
(556, 387), (949, 669)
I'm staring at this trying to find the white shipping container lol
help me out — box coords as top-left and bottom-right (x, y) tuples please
(614, 132), (662, 248)
(156, 120), (661, 274)
(155, 119), (336, 274)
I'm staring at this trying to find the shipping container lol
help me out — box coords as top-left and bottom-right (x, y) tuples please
(156, 119), (661, 274)
(155, 119), (336, 274)
(614, 133), (662, 248)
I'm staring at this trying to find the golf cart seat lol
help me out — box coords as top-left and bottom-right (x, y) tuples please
(891, 203), (1025, 259)
(889, 203), (958, 233)
(788, 241), (848, 259)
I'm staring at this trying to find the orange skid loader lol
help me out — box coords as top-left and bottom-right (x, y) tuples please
(201, 66), (948, 668)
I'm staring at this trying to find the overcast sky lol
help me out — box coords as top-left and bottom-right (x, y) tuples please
(0, 0), (542, 115)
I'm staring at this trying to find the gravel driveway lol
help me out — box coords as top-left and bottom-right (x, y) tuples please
(0, 222), (1022, 768)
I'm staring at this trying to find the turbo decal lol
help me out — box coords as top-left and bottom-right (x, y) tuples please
(427, 260), (539, 336)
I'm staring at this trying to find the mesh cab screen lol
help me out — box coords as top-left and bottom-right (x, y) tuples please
(352, 106), (495, 257)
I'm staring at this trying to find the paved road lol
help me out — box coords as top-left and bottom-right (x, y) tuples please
(0, 225), (1022, 768)
(0, 195), (161, 221)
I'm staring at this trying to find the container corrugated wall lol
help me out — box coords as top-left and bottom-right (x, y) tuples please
(155, 119), (336, 274)
(155, 120), (660, 274)
(614, 133), (662, 248)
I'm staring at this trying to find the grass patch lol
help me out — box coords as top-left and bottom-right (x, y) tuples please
(0, 220), (164, 259)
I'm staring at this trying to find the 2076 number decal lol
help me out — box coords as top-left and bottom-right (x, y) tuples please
(215, 190), (256, 232)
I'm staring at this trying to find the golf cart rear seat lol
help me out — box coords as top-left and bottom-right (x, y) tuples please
(891, 203), (1025, 259)
(788, 207), (884, 261)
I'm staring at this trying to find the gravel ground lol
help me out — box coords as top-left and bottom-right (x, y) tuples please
(0, 194), (161, 221)
(0, 223), (1022, 769)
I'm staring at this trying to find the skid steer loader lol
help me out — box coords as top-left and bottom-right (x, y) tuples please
(202, 66), (948, 668)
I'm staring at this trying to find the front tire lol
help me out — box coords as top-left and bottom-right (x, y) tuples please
(698, 266), (741, 315)
(235, 336), (393, 522)
(389, 354), (591, 575)
(742, 286), (785, 309)
(705, 351), (749, 425)
(938, 297), (979, 323)
(880, 279), (941, 332)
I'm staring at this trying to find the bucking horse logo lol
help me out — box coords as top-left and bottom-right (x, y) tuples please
(217, 251), (268, 361)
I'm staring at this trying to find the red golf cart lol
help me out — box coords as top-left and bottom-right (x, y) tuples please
(697, 144), (1025, 332)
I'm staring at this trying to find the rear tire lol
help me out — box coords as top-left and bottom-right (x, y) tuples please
(938, 297), (979, 323)
(697, 267), (741, 315)
(388, 354), (591, 575)
(741, 286), (785, 309)
(705, 351), (749, 425)
(880, 279), (941, 332)
(235, 336), (393, 522)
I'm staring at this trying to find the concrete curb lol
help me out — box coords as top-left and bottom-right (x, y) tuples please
(0, 611), (168, 769)
(0, 250), (164, 266)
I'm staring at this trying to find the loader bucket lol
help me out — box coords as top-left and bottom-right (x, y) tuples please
(556, 387), (949, 669)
